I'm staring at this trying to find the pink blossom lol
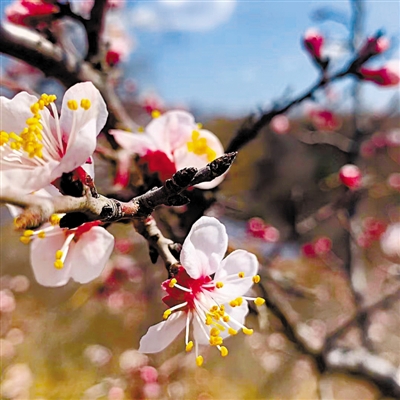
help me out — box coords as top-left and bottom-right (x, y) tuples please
(380, 223), (400, 259)
(303, 29), (324, 60)
(309, 109), (341, 131)
(359, 61), (400, 87)
(270, 115), (290, 135)
(110, 111), (225, 189)
(339, 164), (362, 189)
(247, 217), (280, 243)
(5, 0), (59, 27)
(139, 217), (261, 366)
(0, 82), (108, 194)
(387, 173), (400, 192)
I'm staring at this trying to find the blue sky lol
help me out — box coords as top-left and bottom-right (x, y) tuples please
(124, 0), (399, 116)
(1, 0), (399, 117)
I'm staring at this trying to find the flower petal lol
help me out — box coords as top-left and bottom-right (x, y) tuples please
(30, 228), (74, 287)
(0, 91), (39, 134)
(174, 129), (225, 190)
(58, 82), (108, 175)
(139, 311), (186, 353)
(147, 110), (195, 152)
(214, 250), (259, 298)
(110, 129), (158, 155)
(69, 227), (114, 284)
(180, 216), (228, 279)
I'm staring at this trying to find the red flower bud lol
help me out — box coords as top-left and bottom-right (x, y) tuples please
(339, 164), (362, 189)
(359, 62), (400, 87)
(309, 109), (341, 131)
(314, 237), (332, 255)
(303, 29), (324, 60)
(359, 36), (390, 57)
(6, 0), (58, 26)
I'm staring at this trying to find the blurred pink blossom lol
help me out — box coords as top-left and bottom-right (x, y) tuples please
(309, 108), (341, 131)
(359, 36), (390, 57)
(270, 115), (290, 135)
(339, 164), (362, 189)
(5, 0), (58, 27)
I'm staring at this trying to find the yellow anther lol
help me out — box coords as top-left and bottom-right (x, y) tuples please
(138, 126), (145, 132)
(0, 131), (9, 145)
(236, 297), (243, 306)
(238, 271), (245, 278)
(252, 275), (261, 284)
(54, 260), (64, 269)
(197, 123), (203, 129)
(196, 355), (204, 367)
(169, 278), (177, 288)
(151, 110), (161, 119)
(210, 327), (220, 337)
(23, 230), (34, 237)
(205, 315), (213, 325)
(48, 94), (57, 103)
(80, 99), (91, 110)
(216, 282), (224, 289)
(50, 214), (61, 226)
(219, 346), (228, 357)
(163, 309), (172, 320)
(9, 132), (22, 141)
(185, 341), (194, 352)
(19, 236), (31, 245)
(38, 99), (45, 110)
(254, 297), (265, 306)
(55, 250), (63, 260)
(228, 328), (237, 336)
(211, 305), (218, 312)
(30, 103), (40, 114)
(67, 100), (78, 111)
(242, 328), (254, 335)
(37, 231), (46, 239)
(40, 93), (49, 101)
(26, 117), (39, 126)
(229, 300), (238, 308)
(223, 315), (230, 323)
(209, 336), (223, 346)
(187, 130), (216, 162)
(220, 305), (225, 312)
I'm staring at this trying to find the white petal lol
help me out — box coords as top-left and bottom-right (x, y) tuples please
(214, 250), (259, 298)
(220, 302), (249, 340)
(139, 311), (186, 353)
(180, 216), (228, 279)
(110, 129), (158, 155)
(30, 229), (74, 287)
(69, 227), (114, 284)
(0, 160), (59, 194)
(192, 313), (210, 345)
(0, 92), (39, 134)
(58, 82), (108, 175)
(147, 111), (195, 152)
(174, 129), (225, 190)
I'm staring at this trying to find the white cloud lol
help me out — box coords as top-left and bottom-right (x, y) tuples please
(130, 0), (236, 32)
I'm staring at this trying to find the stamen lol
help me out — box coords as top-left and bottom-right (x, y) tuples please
(196, 355), (204, 367)
(228, 328), (238, 335)
(67, 100), (78, 110)
(151, 110), (161, 118)
(49, 214), (61, 226)
(219, 346), (228, 357)
(169, 278), (177, 288)
(215, 282), (224, 289)
(252, 275), (261, 283)
(238, 272), (245, 278)
(173, 283), (192, 293)
(186, 341), (194, 352)
(162, 301), (188, 320)
(80, 99), (91, 110)
(242, 328), (254, 335)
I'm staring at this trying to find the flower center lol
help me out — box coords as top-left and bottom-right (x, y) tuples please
(187, 130), (217, 162)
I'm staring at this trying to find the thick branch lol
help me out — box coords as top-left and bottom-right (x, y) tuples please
(0, 21), (137, 130)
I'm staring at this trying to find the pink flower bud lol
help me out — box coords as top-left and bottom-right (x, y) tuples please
(246, 217), (265, 239)
(263, 225), (280, 243)
(386, 129), (400, 147)
(140, 366), (158, 383)
(106, 50), (121, 66)
(359, 36), (390, 57)
(359, 62), (400, 87)
(339, 164), (362, 189)
(303, 29), (324, 60)
(270, 115), (290, 135)
(314, 237), (332, 255)
(302, 243), (316, 258)
(6, 0), (58, 26)
(309, 109), (341, 131)
(387, 173), (400, 192)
